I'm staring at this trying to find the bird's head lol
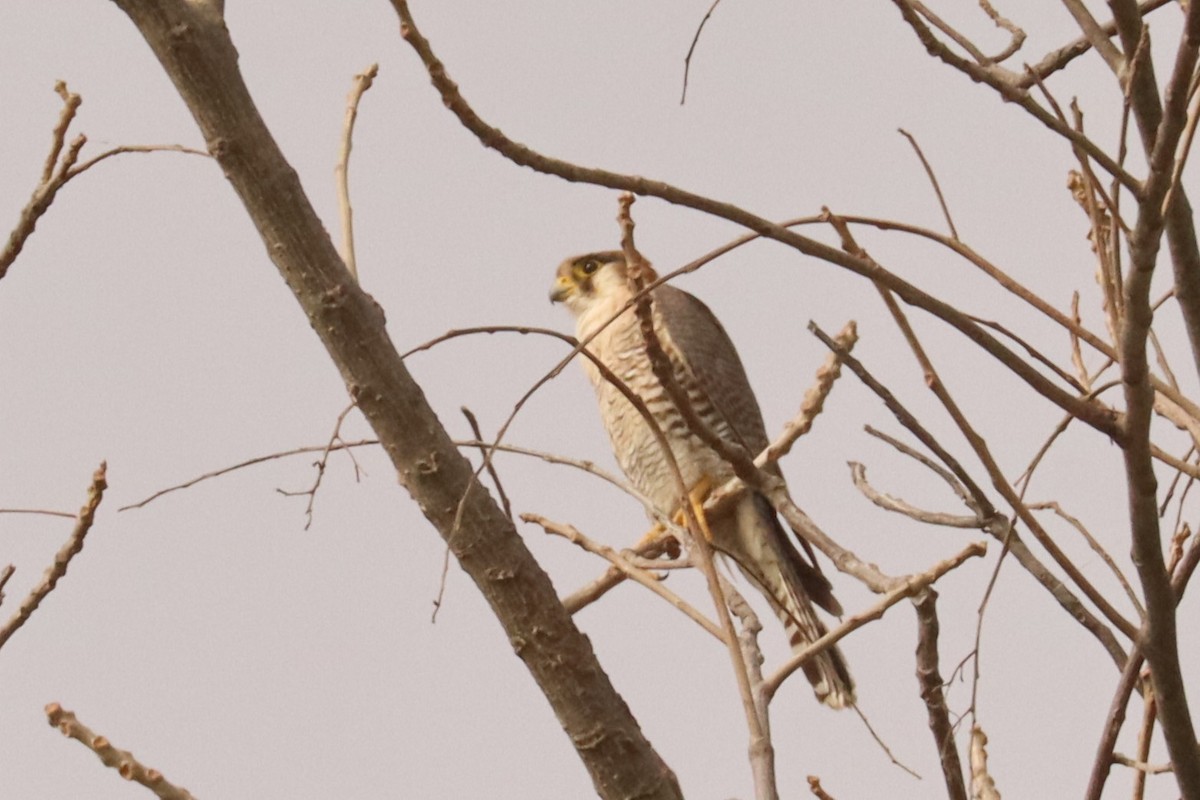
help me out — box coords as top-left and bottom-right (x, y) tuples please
(549, 251), (629, 314)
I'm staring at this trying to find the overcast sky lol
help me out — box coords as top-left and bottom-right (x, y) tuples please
(1, 2), (1196, 798)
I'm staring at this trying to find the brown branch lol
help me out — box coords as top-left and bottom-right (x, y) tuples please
(561, 527), (680, 614)
(807, 775), (837, 800)
(1113, 3), (1200, 791)
(821, 202), (1140, 645)
(864, 426), (978, 513)
(1084, 525), (1200, 799)
(977, 0), (1025, 63)
(870, 276), (1139, 642)
(913, 590), (968, 800)
(1027, 500), (1144, 617)
(3, 80), (206, 280)
(898, 128), (959, 239)
(45, 703), (195, 800)
(850, 462), (982, 528)
(809, 322), (1128, 666)
(110, 4), (682, 797)
(1060, 0), (1126, 76)
(524, 514), (725, 642)
(276, 402), (360, 530)
(680, 0), (723, 105)
(0, 463), (106, 652)
(120, 438), (377, 511)
(461, 408), (513, 526)
(890, 0), (1142, 193)
(1020, 0), (1174, 87)
(0, 565), (14, 608)
(0, 508), (76, 519)
(336, 62), (378, 282)
(761, 320), (856, 465)
(721, 577), (778, 800)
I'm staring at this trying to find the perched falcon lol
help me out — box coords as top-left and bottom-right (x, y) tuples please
(551, 250), (854, 709)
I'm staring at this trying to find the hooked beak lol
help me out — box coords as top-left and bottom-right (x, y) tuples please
(549, 275), (574, 304)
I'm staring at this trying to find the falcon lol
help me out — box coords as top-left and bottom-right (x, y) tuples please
(550, 250), (854, 709)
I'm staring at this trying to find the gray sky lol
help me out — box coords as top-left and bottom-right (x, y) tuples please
(1, 2), (1195, 798)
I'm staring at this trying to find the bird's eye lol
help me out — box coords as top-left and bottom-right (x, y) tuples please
(580, 259), (599, 275)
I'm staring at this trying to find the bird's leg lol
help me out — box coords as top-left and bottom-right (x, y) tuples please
(679, 476), (715, 543)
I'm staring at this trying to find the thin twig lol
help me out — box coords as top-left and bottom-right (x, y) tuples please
(864, 426), (977, 513)
(898, 128), (958, 239)
(0, 508), (76, 519)
(680, 0), (723, 105)
(335, 63), (378, 281)
(45, 703), (196, 800)
(275, 402), (360, 530)
(562, 527), (681, 614)
(0, 463), (106, 652)
(850, 463), (981, 528)
(523, 513), (725, 642)
(461, 407), (513, 525)
(4, 81), (206, 280)
(850, 703), (923, 779)
(1027, 500), (1144, 617)
(810, 321), (1127, 665)
(761, 321), (856, 465)
(0, 565), (14, 607)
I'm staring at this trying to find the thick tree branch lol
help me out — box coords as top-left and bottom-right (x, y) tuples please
(1114, 4), (1200, 792)
(107, 4), (681, 798)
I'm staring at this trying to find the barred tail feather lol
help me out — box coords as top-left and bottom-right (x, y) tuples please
(718, 495), (856, 709)
(773, 575), (856, 709)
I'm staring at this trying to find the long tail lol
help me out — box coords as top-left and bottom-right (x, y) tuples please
(716, 494), (856, 709)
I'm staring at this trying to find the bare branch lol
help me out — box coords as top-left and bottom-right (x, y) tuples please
(45, 703), (195, 800)
(42, 81), (81, 184)
(561, 527), (680, 614)
(0, 463), (106, 652)
(898, 128), (959, 239)
(913, 590), (968, 800)
(1059, 0), (1126, 76)
(0, 508), (76, 519)
(276, 402), (360, 530)
(335, 62), (378, 281)
(762, 320), (856, 465)
(523, 513), (725, 643)
(680, 0), (723, 105)
(0, 565), (14, 608)
(890, 0), (1142, 192)
(850, 462), (981, 528)
(3, 81), (206, 280)
(1027, 500), (1144, 617)
(461, 407), (513, 526)
(1020, 0), (1174, 87)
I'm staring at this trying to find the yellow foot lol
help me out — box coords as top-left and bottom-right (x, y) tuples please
(673, 476), (715, 544)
